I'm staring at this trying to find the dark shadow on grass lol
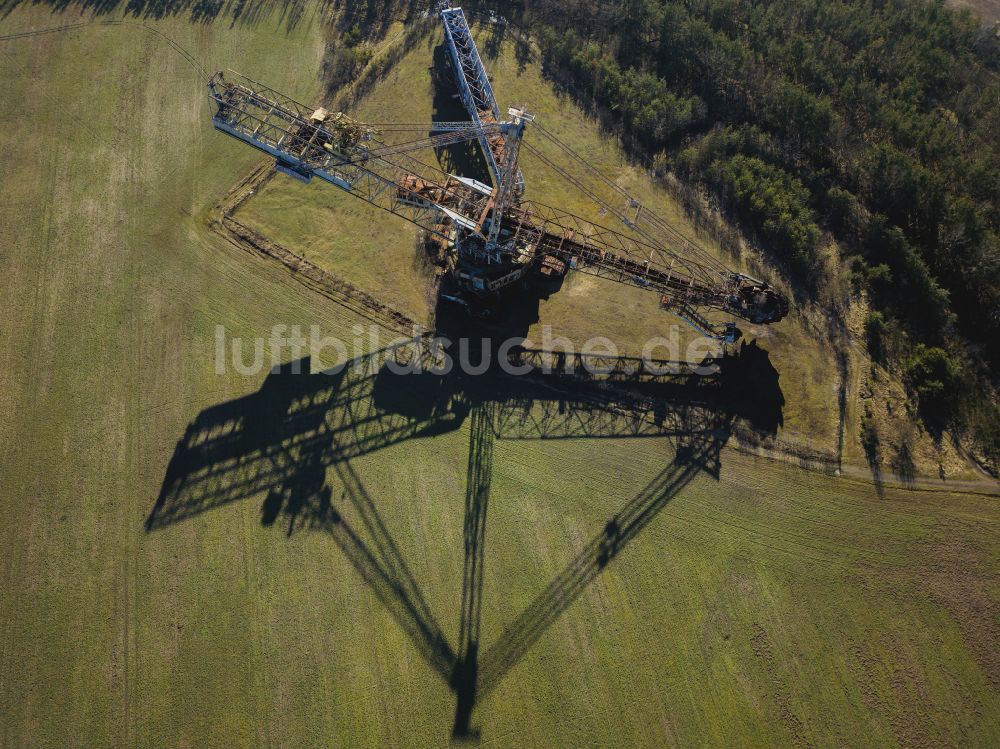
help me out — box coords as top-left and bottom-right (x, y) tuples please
(891, 436), (916, 487)
(148, 325), (782, 738)
(450, 403), (492, 739)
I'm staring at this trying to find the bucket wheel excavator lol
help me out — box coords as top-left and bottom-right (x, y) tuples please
(207, 5), (788, 342)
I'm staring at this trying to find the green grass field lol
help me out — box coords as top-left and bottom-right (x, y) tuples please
(1, 5), (999, 748)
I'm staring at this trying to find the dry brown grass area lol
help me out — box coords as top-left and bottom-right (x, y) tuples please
(948, 0), (1000, 23)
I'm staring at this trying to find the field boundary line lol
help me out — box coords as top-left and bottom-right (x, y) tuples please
(211, 163), (428, 336)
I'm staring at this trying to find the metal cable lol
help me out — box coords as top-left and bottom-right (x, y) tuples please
(531, 121), (726, 272)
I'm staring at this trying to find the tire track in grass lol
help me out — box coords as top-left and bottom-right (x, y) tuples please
(749, 623), (813, 749)
(240, 480), (272, 748)
(0, 70), (62, 738)
(0, 29), (89, 743)
(526, 447), (879, 573)
(112, 33), (154, 747)
(0, 20), (209, 80)
(658, 509), (857, 572)
(688, 503), (912, 569)
(0, 23), (261, 744)
(662, 480), (925, 572)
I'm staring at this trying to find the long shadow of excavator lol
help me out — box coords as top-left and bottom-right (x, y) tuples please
(147, 308), (783, 739)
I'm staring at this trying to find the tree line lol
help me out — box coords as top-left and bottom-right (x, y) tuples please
(516, 0), (1000, 465)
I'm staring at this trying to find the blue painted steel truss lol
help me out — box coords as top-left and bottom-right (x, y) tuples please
(439, 6), (523, 192)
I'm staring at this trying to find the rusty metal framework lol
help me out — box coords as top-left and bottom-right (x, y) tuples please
(209, 71), (499, 237)
(205, 5), (789, 340)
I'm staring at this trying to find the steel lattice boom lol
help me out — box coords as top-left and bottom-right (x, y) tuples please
(440, 5), (524, 193)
